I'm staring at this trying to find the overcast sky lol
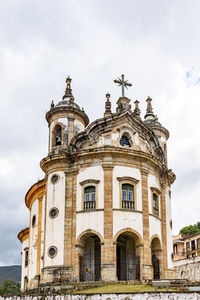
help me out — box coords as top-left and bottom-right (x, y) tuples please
(0, 0), (200, 266)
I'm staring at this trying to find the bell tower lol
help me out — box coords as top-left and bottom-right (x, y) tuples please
(45, 76), (89, 154)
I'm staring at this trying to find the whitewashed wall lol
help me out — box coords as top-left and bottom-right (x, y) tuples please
(165, 186), (173, 268)
(113, 211), (143, 238)
(21, 238), (29, 290)
(149, 216), (162, 245)
(29, 200), (38, 280)
(40, 195), (45, 272)
(44, 171), (65, 267)
(76, 211), (104, 239)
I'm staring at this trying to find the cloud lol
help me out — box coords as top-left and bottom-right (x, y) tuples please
(0, 0), (200, 265)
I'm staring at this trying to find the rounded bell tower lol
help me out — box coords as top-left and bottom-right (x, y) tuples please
(45, 76), (89, 154)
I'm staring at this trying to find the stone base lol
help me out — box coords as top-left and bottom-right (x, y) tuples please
(40, 266), (73, 284)
(101, 263), (117, 281)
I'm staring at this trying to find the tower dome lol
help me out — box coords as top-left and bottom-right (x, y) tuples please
(45, 76), (89, 153)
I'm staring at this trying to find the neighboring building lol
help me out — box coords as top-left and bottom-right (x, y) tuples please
(173, 232), (200, 261)
(18, 75), (176, 291)
(173, 233), (200, 281)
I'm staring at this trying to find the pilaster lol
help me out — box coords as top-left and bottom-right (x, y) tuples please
(101, 163), (116, 281)
(160, 179), (168, 277)
(36, 193), (43, 276)
(68, 117), (74, 143)
(64, 168), (78, 280)
(141, 168), (152, 279)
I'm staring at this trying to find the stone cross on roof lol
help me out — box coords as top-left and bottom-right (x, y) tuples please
(114, 74), (132, 97)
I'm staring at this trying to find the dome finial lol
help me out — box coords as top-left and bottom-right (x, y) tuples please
(133, 100), (140, 118)
(144, 96), (155, 121)
(63, 76), (73, 100)
(104, 93), (112, 117)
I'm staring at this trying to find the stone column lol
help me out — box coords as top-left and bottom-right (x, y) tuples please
(64, 168), (78, 281)
(141, 168), (152, 279)
(160, 180), (168, 278)
(101, 163), (116, 281)
(68, 117), (74, 143)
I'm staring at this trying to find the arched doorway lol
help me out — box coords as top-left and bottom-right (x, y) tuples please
(151, 237), (162, 279)
(116, 231), (141, 280)
(78, 233), (101, 281)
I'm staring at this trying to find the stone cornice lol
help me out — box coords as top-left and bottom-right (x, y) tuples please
(46, 105), (89, 127)
(17, 227), (29, 243)
(25, 179), (46, 209)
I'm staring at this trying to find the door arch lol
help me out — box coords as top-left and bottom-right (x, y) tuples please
(78, 233), (101, 281)
(151, 236), (162, 279)
(116, 231), (141, 280)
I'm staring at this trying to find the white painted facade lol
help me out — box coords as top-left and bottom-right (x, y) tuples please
(44, 171), (65, 267)
(28, 200), (38, 280)
(21, 238), (29, 289)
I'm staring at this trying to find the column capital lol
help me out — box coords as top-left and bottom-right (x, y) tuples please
(140, 167), (149, 176)
(102, 163), (114, 170)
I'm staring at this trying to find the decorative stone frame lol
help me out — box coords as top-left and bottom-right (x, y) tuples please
(150, 187), (161, 218)
(51, 173), (60, 185)
(116, 126), (134, 148)
(48, 246), (58, 258)
(79, 179), (100, 211)
(49, 207), (59, 219)
(117, 176), (139, 210)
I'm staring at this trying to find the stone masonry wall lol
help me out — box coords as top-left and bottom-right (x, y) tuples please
(174, 256), (200, 282)
(1, 294), (200, 300)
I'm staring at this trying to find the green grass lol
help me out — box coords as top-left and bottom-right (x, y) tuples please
(76, 283), (178, 294)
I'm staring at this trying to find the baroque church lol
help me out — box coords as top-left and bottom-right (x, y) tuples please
(18, 75), (175, 291)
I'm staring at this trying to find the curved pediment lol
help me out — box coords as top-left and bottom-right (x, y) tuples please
(69, 111), (165, 164)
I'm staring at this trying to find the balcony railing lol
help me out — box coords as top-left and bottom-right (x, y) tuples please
(122, 200), (134, 209)
(84, 201), (96, 210)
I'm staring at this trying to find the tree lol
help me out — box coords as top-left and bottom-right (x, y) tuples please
(0, 279), (20, 295)
(179, 225), (200, 236)
(194, 222), (200, 231)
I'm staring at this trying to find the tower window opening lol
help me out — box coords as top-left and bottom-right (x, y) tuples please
(153, 193), (159, 216)
(122, 184), (134, 209)
(25, 250), (28, 267)
(84, 186), (96, 210)
(52, 124), (62, 147)
(120, 135), (131, 147)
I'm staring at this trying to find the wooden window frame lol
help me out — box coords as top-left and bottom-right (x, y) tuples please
(117, 177), (139, 210)
(150, 187), (161, 218)
(80, 179), (100, 211)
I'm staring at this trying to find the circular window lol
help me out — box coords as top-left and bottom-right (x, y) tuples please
(51, 174), (59, 184)
(32, 215), (36, 227)
(48, 246), (57, 258)
(49, 207), (59, 219)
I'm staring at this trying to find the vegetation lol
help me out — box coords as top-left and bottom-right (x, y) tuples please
(76, 283), (178, 294)
(0, 278), (20, 295)
(179, 222), (200, 235)
(0, 265), (21, 285)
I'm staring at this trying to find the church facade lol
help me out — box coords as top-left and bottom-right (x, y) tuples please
(18, 75), (175, 291)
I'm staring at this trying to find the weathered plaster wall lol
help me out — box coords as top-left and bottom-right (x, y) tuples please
(148, 174), (161, 216)
(149, 215), (162, 245)
(174, 256), (200, 281)
(1, 293), (200, 300)
(40, 195), (45, 272)
(29, 200), (38, 280)
(76, 211), (104, 239)
(165, 186), (173, 269)
(21, 238), (29, 290)
(45, 171), (65, 267)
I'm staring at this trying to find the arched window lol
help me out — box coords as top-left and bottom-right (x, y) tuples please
(120, 135), (131, 147)
(84, 186), (96, 210)
(25, 249), (28, 267)
(122, 184), (134, 209)
(53, 125), (62, 147)
(153, 193), (159, 216)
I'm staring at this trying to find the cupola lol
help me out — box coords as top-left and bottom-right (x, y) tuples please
(46, 76), (89, 153)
